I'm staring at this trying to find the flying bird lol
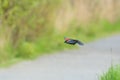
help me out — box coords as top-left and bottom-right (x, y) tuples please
(64, 37), (84, 46)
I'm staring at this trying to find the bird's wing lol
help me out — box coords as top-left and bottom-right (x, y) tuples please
(67, 40), (76, 44)
(77, 40), (84, 45)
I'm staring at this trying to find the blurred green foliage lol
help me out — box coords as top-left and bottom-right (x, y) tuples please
(0, 0), (62, 64)
(0, 0), (120, 65)
(100, 65), (120, 80)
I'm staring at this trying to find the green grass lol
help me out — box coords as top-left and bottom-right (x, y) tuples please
(0, 58), (23, 68)
(0, 19), (120, 67)
(100, 65), (120, 80)
(0, 0), (120, 67)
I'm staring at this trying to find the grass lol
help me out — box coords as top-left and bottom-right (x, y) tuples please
(0, 0), (120, 67)
(100, 65), (120, 80)
(0, 19), (120, 67)
(0, 58), (23, 68)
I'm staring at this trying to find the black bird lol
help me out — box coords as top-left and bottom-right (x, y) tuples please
(64, 37), (84, 46)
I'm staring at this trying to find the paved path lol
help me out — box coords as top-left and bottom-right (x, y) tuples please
(0, 35), (120, 80)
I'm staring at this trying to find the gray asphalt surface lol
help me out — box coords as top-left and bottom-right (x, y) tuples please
(0, 35), (120, 80)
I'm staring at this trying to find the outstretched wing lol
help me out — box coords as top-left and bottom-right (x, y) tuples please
(77, 40), (84, 45)
(67, 40), (77, 44)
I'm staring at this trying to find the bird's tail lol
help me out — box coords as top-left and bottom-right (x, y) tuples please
(77, 41), (84, 46)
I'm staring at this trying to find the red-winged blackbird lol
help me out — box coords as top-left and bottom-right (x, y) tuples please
(64, 37), (84, 46)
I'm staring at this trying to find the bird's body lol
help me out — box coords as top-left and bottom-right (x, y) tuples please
(64, 37), (84, 46)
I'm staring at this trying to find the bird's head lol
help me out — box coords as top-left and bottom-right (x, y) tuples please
(64, 37), (70, 41)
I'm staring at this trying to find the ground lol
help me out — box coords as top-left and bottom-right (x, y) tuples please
(0, 34), (120, 80)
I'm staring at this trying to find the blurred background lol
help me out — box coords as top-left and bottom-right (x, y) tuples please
(0, 0), (120, 65)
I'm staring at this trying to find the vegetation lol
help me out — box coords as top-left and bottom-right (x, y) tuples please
(100, 65), (120, 80)
(0, 0), (120, 66)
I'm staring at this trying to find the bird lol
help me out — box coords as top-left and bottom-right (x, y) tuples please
(64, 37), (84, 46)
